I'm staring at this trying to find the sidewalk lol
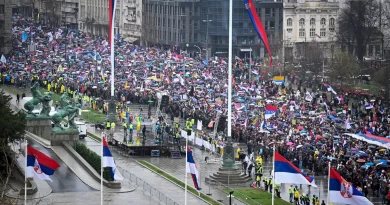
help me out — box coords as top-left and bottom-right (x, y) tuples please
(79, 136), (208, 205)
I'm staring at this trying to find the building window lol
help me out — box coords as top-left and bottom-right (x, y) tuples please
(329, 18), (335, 26)
(320, 18), (326, 26)
(299, 18), (305, 26)
(299, 28), (305, 37)
(287, 18), (292, 27)
(329, 17), (335, 32)
(310, 18), (315, 26)
(320, 28), (326, 37)
(287, 28), (292, 33)
(310, 28), (315, 37)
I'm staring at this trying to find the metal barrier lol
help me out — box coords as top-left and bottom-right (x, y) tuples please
(117, 166), (180, 205)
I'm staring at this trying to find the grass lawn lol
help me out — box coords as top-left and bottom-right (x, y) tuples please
(224, 188), (291, 205)
(138, 160), (221, 205)
(80, 108), (106, 123)
(0, 85), (25, 96)
(354, 83), (382, 95)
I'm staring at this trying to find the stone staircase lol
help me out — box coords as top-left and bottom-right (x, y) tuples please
(205, 167), (252, 187)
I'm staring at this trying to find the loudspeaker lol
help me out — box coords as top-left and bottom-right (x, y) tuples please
(161, 95), (169, 107)
(217, 116), (227, 132)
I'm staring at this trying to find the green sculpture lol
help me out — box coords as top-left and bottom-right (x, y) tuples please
(24, 81), (53, 117)
(52, 93), (81, 132)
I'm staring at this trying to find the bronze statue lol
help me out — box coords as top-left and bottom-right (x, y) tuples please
(52, 93), (81, 131)
(24, 81), (53, 116)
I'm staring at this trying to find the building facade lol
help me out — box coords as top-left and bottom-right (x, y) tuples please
(78, 0), (142, 41)
(283, 0), (339, 61)
(142, 0), (283, 60)
(0, 0), (13, 54)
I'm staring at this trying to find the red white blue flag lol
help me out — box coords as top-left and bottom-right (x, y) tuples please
(27, 145), (60, 181)
(243, 0), (273, 66)
(186, 146), (201, 190)
(274, 151), (317, 186)
(329, 168), (373, 205)
(108, 0), (117, 46)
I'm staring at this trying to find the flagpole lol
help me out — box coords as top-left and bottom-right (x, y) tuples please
(327, 139), (332, 205)
(101, 136), (103, 205)
(25, 139), (27, 205)
(272, 144), (275, 205)
(185, 136), (188, 205)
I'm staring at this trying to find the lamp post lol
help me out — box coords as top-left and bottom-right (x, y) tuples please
(203, 15), (212, 61)
(194, 45), (201, 58)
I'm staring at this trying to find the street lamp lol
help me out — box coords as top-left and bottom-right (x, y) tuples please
(194, 45), (201, 58)
(203, 15), (212, 60)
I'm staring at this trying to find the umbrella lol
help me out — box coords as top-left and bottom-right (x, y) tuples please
(286, 142), (294, 146)
(356, 159), (366, 163)
(296, 145), (303, 149)
(379, 149), (386, 152)
(297, 126), (304, 130)
(316, 135), (323, 140)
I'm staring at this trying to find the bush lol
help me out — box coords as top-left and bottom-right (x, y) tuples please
(73, 142), (112, 181)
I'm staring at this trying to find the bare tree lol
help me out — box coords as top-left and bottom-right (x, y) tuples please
(338, 0), (379, 62)
(329, 51), (359, 87)
(296, 40), (324, 76)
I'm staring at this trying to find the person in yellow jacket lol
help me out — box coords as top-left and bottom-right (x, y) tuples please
(110, 122), (116, 136)
(294, 189), (300, 205)
(256, 155), (263, 166)
(235, 147), (241, 160)
(136, 120), (141, 132)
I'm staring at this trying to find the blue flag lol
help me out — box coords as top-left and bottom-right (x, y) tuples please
(22, 31), (29, 42)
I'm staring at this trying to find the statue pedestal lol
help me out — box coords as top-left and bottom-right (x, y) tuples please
(26, 117), (52, 141)
(51, 129), (79, 146)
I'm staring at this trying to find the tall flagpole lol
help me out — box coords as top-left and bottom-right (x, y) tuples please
(185, 135), (188, 205)
(227, 0), (232, 138)
(101, 136), (104, 205)
(25, 139), (27, 205)
(327, 160), (330, 205)
(107, 0), (117, 122)
(272, 144), (275, 205)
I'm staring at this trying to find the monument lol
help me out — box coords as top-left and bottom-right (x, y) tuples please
(205, 133), (252, 187)
(23, 83), (80, 145)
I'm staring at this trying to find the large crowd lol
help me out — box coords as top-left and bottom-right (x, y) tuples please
(2, 15), (390, 204)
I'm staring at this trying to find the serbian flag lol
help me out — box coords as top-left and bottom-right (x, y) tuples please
(186, 146), (201, 190)
(274, 151), (316, 186)
(103, 137), (123, 181)
(243, 0), (272, 66)
(329, 168), (373, 205)
(323, 83), (337, 95)
(27, 145), (60, 182)
(108, 0), (117, 47)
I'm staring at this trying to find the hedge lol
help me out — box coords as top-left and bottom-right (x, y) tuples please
(73, 142), (111, 181)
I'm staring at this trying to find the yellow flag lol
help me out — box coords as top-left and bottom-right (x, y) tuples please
(252, 116), (258, 125)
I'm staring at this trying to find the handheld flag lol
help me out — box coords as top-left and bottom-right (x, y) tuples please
(102, 137), (123, 181)
(265, 104), (277, 119)
(329, 168), (373, 205)
(186, 146), (201, 190)
(305, 91), (313, 102)
(27, 145), (60, 182)
(0, 55), (6, 64)
(344, 118), (351, 130)
(323, 84), (337, 95)
(243, 0), (272, 66)
(274, 151), (316, 186)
